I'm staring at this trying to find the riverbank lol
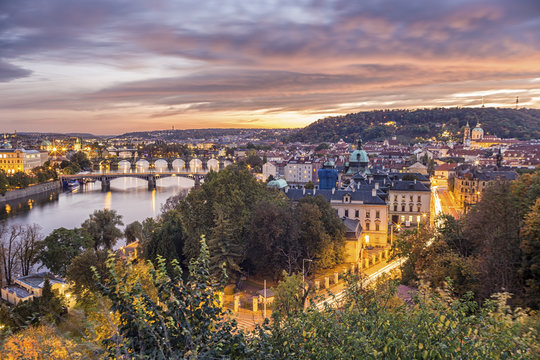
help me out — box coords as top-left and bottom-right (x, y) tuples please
(0, 181), (62, 203)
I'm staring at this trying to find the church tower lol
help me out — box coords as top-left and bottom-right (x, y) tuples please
(463, 121), (471, 146)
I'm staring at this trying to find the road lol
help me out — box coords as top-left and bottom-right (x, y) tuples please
(432, 185), (461, 221)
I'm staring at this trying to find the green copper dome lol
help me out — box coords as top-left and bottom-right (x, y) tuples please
(349, 139), (369, 164)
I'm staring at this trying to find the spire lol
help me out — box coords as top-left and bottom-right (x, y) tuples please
(357, 138), (363, 150)
(481, 96), (485, 108)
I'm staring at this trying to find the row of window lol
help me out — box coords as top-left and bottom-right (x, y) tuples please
(0, 160), (23, 164)
(393, 195), (423, 202)
(343, 209), (380, 219)
(393, 204), (422, 212)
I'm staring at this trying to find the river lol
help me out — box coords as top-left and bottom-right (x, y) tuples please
(1, 175), (194, 238)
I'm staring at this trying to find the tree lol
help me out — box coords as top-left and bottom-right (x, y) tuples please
(208, 205), (243, 277)
(66, 249), (109, 304)
(69, 151), (92, 170)
(37, 227), (93, 276)
(16, 224), (42, 277)
(1, 325), (86, 359)
(82, 209), (124, 251)
(464, 182), (522, 301)
(141, 210), (185, 269)
(304, 181), (315, 190)
(272, 271), (304, 321)
(95, 238), (248, 359)
(7, 171), (32, 189)
(124, 221), (143, 244)
(0, 170), (8, 195)
(520, 198), (540, 309)
(0, 223), (23, 286)
(247, 202), (299, 277)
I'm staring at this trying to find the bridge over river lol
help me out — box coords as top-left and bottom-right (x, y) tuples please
(60, 171), (208, 191)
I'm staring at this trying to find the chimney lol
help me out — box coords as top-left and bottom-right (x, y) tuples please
(357, 183), (360, 189)
(414, 179), (417, 184)
(383, 178), (386, 184)
(375, 182), (379, 190)
(372, 188), (376, 197)
(332, 188), (335, 194)
(303, 188), (306, 195)
(313, 188), (316, 195)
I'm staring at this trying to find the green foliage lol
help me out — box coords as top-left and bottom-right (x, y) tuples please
(304, 181), (315, 189)
(179, 164), (284, 277)
(66, 249), (109, 304)
(285, 107), (540, 143)
(81, 209), (124, 251)
(521, 198), (540, 309)
(2, 279), (66, 333)
(124, 221), (143, 244)
(0, 170), (8, 195)
(37, 227), (93, 276)
(7, 171), (32, 189)
(272, 271), (304, 321)
(257, 280), (538, 359)
(141, 210), (185, 270)
(69, 151), (92, 170)
(96, 237), (249, 359)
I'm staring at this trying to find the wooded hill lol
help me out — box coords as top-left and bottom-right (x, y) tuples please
(285, 107), (540, 144)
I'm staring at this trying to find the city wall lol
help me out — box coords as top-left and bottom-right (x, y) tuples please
(0, 181), (62, 203)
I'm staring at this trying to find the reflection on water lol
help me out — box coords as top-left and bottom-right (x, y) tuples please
(1, 176), (194, 237)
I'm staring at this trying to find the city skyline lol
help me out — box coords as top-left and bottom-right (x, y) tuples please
(1, 0), (539, 134)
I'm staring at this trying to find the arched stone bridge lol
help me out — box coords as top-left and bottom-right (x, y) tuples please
(59, 171), (208, 191)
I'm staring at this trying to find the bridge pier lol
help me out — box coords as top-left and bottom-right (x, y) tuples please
(101, 177), (110, 192)
(148, 176), (156, 190)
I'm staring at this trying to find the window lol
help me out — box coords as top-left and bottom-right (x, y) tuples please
(375, 223), (380, 231)
(417, 205), (421, 212)
(393, 204), (398, 211)
(409, 195), (413, 201)
(366, 211), (370, 218)
(365, 222), (370, 231)
(344, 209), (349, 217)
(401, 205), (405, 212)
(394, 195), (398, 201)
(417, 195), (421, 202)
(409, 205), (413, 212)
(408, 216), (413, 222)
(375, 210), (380, 219)
(355, 210), (359, 218)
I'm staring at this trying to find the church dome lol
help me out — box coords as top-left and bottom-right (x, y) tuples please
(349, 139), (369, 165)
(41, 140), (52, 146)
(471, 123), (484, 140)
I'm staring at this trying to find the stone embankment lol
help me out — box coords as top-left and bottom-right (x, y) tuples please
(0, 181), (61, 203)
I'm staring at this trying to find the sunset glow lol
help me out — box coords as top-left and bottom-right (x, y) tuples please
(1, 0), (539, 134)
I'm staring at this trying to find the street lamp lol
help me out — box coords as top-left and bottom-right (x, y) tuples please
(302, 258), (313, 295)
(390, 223), (400, 246)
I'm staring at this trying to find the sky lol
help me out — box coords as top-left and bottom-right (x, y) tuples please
(0, 0), (539, 135)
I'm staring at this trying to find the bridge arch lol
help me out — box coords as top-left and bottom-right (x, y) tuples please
(207, 158), (219, 171)
(136, 159), (150, 172)
(172, 159), (185, 171)
(189, 158), (202, 172)
(154, 159), (168, 172)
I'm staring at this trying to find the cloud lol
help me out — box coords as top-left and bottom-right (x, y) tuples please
(0, 60), (32, 82)
(0, 0), (539, 133)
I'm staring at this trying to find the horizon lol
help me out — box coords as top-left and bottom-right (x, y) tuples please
(1, 1), (539, 134)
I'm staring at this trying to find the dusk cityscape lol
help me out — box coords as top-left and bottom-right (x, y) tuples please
(0, 1), (539, 359)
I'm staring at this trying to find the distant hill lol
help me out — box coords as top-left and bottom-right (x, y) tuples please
(285, 108), (540, 144)
(121, 128), (291, 141)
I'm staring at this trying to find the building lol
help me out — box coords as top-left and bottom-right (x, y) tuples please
(0, 149), (49, 174)
(388, 180), (431, 227)
(263, 162), (278, 180)
(453, 168), (518, 211)
(1, 272), (69, 305)
(285, 158), (314, 184)
(285, 187), (389, 246)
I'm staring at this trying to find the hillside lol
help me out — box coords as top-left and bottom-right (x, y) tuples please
(121, 128), (291, 141)
(285, 108), (540, 144)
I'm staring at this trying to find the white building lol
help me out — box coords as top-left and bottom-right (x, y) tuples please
(1, 272), (69, 305)
(285, 187), (389, 246)
(284, 158), (314, 184)
(388, 180), (431, 227)
(263, 162), (278, 180)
